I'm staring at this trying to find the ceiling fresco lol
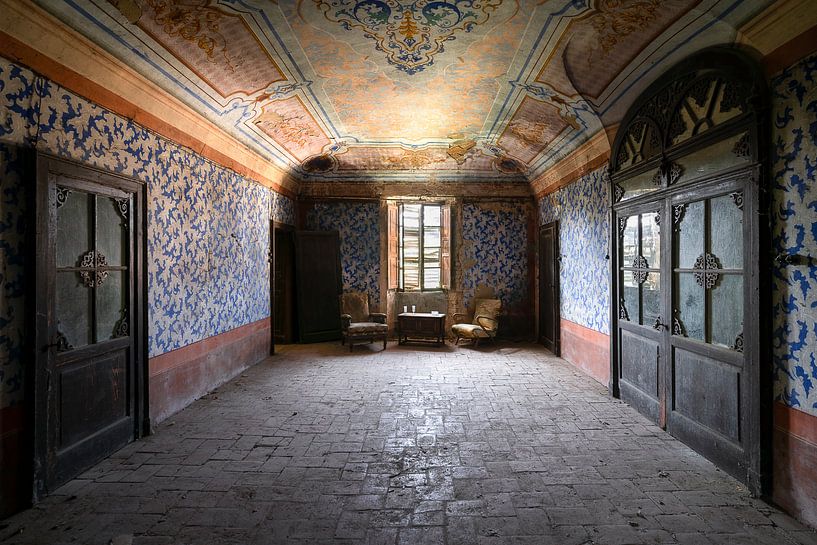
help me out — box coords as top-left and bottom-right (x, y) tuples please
(34, 0), (772, 183)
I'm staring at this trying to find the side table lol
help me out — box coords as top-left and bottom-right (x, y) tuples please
(397, 313), (447, 346)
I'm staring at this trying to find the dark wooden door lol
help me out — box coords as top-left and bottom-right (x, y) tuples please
(665, 178), (756, 483)
(615, 204), (666, 426)
(608, 49), (769, 492)
(539, 222), (560, 354)
(34, 156), (145, 498)
(294, 231), (342, 343)
(273, 227), (296, 345)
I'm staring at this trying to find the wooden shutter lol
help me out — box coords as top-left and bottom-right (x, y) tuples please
(441, 205), (451, 289)
(388, 202), (399, 289)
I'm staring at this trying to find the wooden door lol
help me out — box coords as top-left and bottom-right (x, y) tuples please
(294, 231), (342, 343)
(609, 48), (769, 492)
(615, 204), (666, 425)
(665, 177), (758, 483)
(539, 222), (560, 354)
(34, 156), (145, 497)
(273, 227), (296, 345)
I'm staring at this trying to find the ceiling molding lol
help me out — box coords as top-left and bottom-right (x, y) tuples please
(737, 0), (817, 56)
(531, 126), (616, 198)
(0, 0), (299, 196)
(300, 180), (533, 200)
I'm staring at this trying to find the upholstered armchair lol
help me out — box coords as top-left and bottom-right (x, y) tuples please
(451, 298), (501, 346)
(340, 292), (388, 351)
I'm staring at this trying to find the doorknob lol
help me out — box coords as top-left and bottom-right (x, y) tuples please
(653, 318), (668, 331)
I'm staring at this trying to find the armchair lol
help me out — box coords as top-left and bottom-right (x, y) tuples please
(451, 298), (501, 346)
(340, 292), (388, 351)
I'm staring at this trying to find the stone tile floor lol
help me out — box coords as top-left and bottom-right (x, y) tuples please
(2, 342), (816, 545)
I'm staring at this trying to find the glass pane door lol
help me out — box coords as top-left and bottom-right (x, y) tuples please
(672, 193), (744, 350)
(619, 211), (661, 327)
(55, 187), (130, 350)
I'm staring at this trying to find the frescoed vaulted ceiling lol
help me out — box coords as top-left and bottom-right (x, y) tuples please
(33, 0), (773, 184)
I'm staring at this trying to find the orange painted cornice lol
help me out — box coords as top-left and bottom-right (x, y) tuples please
(531, 126), (616, 199)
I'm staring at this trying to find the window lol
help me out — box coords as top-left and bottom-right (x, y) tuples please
(393, 202), (450, 291)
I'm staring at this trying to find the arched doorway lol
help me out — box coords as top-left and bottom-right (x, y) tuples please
(609, 48), (770, 493)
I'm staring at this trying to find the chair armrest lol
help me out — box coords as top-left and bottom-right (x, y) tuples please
(475, 315), (498, 332)
(341, 314), (352, 329)
(452, 313), (469, 324)
(369, 313), (387, 324)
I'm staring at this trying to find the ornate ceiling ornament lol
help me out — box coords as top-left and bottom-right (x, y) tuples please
(302, 154), (336, 173)
(314, 0), (503, 75)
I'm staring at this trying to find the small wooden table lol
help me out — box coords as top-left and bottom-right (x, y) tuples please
(397, 312), (447, 346)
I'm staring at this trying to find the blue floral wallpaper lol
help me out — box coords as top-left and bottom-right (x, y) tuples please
(0, 145), (27, 407)
(461, 202), (530, 310)
(0, 56), (293, 407)
(771, 53), (817, 417)
(538, 166), (610, 335)
(271, 190), (296, 226)
(306, 202), (381, 308)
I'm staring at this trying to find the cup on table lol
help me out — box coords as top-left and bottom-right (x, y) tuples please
(403, 305), (407, 313)
(411, 305), (416, 312)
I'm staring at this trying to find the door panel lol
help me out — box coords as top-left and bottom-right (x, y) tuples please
(35, 157), (144, 498)
(619, 329), (660, 422)
(616, 207), (665, 425)
(539, 222), (560, 354)
(58, 350), (129, 448)
(672, 348), (740, 442)
(667, 188), (747, 477)
(294, 231), (342, 343)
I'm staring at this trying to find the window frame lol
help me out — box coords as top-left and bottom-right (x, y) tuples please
(398, 202), (444, 292)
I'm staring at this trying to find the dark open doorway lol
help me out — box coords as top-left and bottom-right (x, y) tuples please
(271, 222), (297, 351)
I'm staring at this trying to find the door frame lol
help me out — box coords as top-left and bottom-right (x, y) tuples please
(31, 154), (148, 500)
(538, 221), (561, 355)
(607, 47), (771, 493)
(270, 221), (295, 355)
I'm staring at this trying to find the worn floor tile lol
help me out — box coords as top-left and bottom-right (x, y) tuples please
(1, 342), (815, 545)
